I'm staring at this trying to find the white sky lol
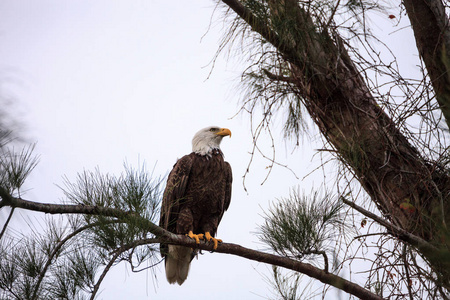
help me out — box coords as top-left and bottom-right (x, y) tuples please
(0, 1), (419, 299)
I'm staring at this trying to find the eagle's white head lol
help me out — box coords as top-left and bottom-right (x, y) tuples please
(192, 126), (232, 156)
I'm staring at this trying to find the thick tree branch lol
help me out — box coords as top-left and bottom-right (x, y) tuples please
(115, 236), (383, 300)
(1, 191), (127, 217)
(0, 189), (382, 300)
(0, 186), (169, 239)
(222, 0), (277, 45)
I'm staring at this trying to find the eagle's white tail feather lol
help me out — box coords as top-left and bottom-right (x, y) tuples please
(165, 245), (192, 285)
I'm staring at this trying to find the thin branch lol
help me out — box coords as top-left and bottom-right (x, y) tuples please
(402, 244), (414, 300)
(341, 197), (442, 261)
(90, 249), (122, 300)
(31, 220), (121, 300)
(263, 69), (296, 83)
(0, 207), (14, 240)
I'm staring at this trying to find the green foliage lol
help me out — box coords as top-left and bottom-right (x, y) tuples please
(63, 164), (161, 216)
(0, 240), (18, 292)
(62, 164), (163, 251)
(260, 189), (350, 264)
(0, 120), (165, 299)
(0, 142), (164, 299)
(0, 237), (47, 299)
(260, 189), (353, 299)
(0, 144), (39, 195)
(65, 248), (100, 294)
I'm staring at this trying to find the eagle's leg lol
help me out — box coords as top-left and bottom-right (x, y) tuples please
(186, 231), (204, 244)
(204, 232), (222, 250)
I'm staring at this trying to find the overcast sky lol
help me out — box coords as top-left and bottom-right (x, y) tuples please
(0, 1), (418, 299)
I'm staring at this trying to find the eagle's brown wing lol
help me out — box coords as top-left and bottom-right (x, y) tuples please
(159, 154), (194, 257)
(218, 161), (232, 225)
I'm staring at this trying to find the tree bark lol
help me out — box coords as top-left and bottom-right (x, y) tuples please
(403, 0), (450, 129)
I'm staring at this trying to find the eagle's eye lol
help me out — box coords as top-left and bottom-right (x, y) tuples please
(209, 128), (217, 132)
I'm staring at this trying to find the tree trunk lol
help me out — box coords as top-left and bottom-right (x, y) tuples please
(222, 0), (450, 280)
(403, 0), (450, 129)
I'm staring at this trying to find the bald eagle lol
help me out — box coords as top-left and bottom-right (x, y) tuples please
(159, 126), (232, 285)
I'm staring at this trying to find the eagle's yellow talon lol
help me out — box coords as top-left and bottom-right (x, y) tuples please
(186, 231), (204, 244)
(204, 232), (222, 250)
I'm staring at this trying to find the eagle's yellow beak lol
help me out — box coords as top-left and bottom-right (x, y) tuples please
(216, 128), (232, 137)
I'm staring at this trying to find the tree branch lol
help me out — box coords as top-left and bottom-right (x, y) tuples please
(0, 186), (170, 240)
(1, 188), (382, 300)
(120, 235), (382, 300)
(302, 250), (329, 274)
(262, 69), (296, 83)
(90, 248), (122, 300)
(1, 191), (127, 217)
(341, 197), (445, 261)
(0, 207), (14, 240)
(31, 220), (122, 300)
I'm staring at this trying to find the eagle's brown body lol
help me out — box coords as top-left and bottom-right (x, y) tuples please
(159, 132), (232, 285)
(160, 149), (232, 240)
